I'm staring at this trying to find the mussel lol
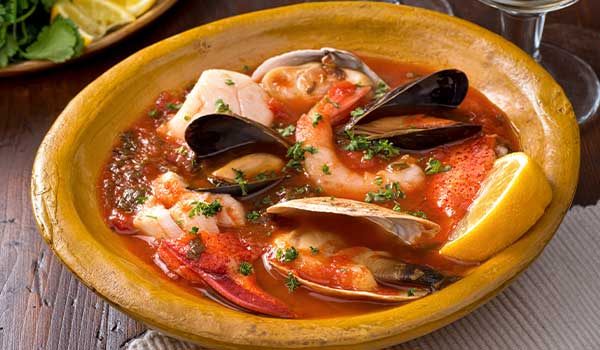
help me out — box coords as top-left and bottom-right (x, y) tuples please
(341, 69), (482, 150)
(184, 114), (290, 197)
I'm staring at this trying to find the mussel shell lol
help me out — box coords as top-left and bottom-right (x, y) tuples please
(189, 177), (284, 199)
(184, 114), (290, 159)
(266, 197), (440, 245)
(251, 47), (385, 87)
(350, 115), (482, 150)
(344, 69), (469, 130)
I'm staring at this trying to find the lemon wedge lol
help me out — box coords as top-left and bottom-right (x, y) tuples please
(439, 152), (552, 262)
(72, 0), (135, 31)
(108, 0), (157, 17)
(51, 1), (106, 43)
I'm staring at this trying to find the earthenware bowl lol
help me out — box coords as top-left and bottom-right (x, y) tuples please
(31, 2), (579, 349)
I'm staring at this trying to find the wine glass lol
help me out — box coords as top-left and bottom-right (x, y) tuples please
(375, 0), (454, 15)
(478, 0), (600, 125)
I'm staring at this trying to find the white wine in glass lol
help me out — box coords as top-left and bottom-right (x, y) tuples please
(478, 0), (600, 124)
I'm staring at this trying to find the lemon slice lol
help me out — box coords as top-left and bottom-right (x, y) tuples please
(72, 0), (135, 31)
(51, 1), (106, 42)
(439, 152), (552, 262)
(108, 0), (157, 17)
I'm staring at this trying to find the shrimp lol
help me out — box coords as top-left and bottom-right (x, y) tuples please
(133, 172), (245, 238)
(295, 81), (426, 201)
(158, 69), (274, 143)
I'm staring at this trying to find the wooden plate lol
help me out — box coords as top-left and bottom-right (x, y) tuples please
(0, 0), (177, 78)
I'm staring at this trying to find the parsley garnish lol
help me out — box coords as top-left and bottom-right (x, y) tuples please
(282, 247), (299, 262)
(215, 99), (231, 113)
(285, 272), (301, 292)
(344, 131), (400, 161)
(189, 226), (199, 235)
(148, 109), (158, 118)
(242, 65), (250, 72)
(239, 261), (253, 276)
(310, 246), (319, 254)
(255, 171), (277, 181)
(285, 142), (317, 171)
(232, 168), (248, 195)
(375, 81), (389, 99)
(374, 177), (383, 186)
(409, 211), (427, 219)
(225, 79), (235, 86)
(188, 200), (222, 218)
(277, 125), (296, 137)
(407, 288), (416, 296)
(175, 146), (188, 155)
(312, 113), (323, 127)
(183, 115), (191, 121)
(322, 164), (331, 175)
(167, 102), (182, 110)
(365, 182), (406, 203)
(246, 210), (260, 221)
(324, 96), (339, 108)
(145, 215), (158, 220)
(136, 195), (149, 204)
(393, 202), (402, 212)
(424, 158), (452, 175)
(350, 107), (366, 119)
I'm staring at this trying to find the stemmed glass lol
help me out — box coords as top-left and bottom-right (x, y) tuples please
(376, 0), (454, 15)
(478, 0), (600, 125)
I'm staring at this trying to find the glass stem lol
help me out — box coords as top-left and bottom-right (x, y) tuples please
(499, 12), (546, 62)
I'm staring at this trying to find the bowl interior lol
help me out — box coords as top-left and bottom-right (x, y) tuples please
(32, 2), (579, 349)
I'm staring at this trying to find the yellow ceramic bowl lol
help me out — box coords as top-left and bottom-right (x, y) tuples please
(31, 2), (579, 349)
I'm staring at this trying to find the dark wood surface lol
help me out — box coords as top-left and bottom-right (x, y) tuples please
(1, 1), (599, 349)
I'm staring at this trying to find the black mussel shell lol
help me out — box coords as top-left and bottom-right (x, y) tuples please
(189, 177), (284, 199)
(184, 114), (290, 159)
(385, 124), (482, 150)
(345, 69), (469, 130)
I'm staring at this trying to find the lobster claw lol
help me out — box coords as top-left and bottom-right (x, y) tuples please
(158, 232), (296, 318)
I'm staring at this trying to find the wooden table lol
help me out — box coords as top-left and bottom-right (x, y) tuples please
(2, 1), (599, 349)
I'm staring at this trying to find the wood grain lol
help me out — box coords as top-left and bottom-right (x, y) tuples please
(1, 0), (598, 349)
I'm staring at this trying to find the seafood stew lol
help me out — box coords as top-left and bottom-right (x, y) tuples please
(98, 48), (523, 318)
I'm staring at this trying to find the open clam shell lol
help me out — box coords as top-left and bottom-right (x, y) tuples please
(269, 263), (430, 302)
(266, 197), (440, 245)
(251, 47), (386, 86)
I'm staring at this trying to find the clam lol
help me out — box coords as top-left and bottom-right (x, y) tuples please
(264, 226), (446, 302)
(341, 69), (481, 150)
(184, 114), (290, 197)
(266, 197), (440, 245)
(251, 47), (385, 87)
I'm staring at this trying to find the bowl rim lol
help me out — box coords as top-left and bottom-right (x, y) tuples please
(31, 2), (579, 348)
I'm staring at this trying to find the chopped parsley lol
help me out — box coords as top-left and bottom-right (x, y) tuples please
(424, 158), (452, 175)
(135, 195), (149, 204)
(344, 131), (400, 161)
(255, 171), (277, 181)
(188, 200), (222, 218)
(282, 247), (299, 262)
(393, 202), (402, 212)
(312, 113), (323, 127)
(242, 65), (250, 72)
(186, 237), (206, 260)
(239, 261), (253, 276)
(322, 164), (331, 175)
(324, 96), (339, 108)
(407, 288), (416, 296)
(148, 109), (158, 118)
(189, 226), (199, 235)
(310, 246), (319, 254)
(409, 211), (427, 219)
(232, 168), (248, 195)
(246, 210), (260, 221)
(285, 142), (317, 171)
(365, 182), (406, 203)
(277, 124), (296, 137)
(167, 102), (182, 110)
(175, 146), (188, 155)
(215, 98), (231, 113)
(145, 215), (158, 220)
(225, 79), (235, 86)
(350, 107), (366, 119)
(374, 176), (383, 186)
(285, 272), (301, 292)
(375, 81), (389, 99)
(183, 115), (191, 121)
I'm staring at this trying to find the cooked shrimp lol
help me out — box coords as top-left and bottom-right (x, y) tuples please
(159, 69), (274, 142)
(296, 82), (426, 201)
(133, 172), (246, 237)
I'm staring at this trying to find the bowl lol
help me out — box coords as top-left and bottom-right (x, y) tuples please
(31, 2), (579, 348)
